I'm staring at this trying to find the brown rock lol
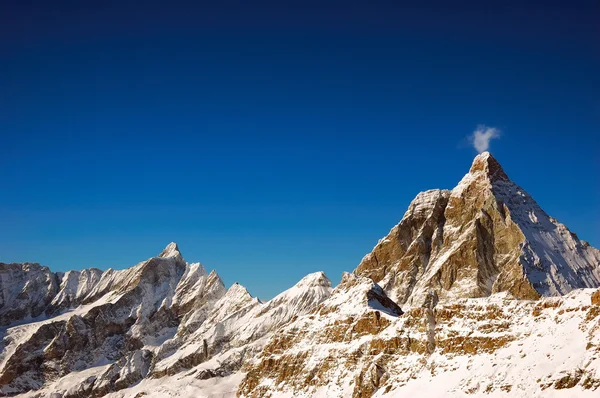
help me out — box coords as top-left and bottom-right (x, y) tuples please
(591, 289), (600, 306)
(354, 152), (600, 307)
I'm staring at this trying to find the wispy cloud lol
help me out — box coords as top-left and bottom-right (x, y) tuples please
(470, 125), (500, 153)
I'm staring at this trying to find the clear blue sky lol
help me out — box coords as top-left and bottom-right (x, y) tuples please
(1, 1), (598, 299)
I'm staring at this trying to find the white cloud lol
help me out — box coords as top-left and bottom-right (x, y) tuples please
(470, 125), (500, 153)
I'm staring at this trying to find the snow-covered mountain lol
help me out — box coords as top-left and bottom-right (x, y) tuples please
(1, 152), (599, 397)
(355, 152), (600, 307)
(0, 244), (332, 397)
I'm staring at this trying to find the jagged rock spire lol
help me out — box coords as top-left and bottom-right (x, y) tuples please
(469, 151), (509, 182)
(354, 152), (600, 306)
(159, 242), (181, 259)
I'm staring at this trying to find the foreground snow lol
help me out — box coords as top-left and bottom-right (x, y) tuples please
(238, 287), (600, 397)
(28, 287), (599, 398)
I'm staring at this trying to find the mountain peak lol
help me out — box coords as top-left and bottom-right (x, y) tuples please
(354, 151), (600, 307)
(469, 151), (509, 182)
(158, 242), (181, 258)
(295, 271), (332, 288)
(226, 282), (253, 300)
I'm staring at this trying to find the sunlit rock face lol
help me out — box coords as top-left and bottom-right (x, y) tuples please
(355, 152), (600, 307)
(239, 287), (600, 397)
(0, 243), (191, 395)
(238, 273), (405, 398)
(0, 245), (333, 397)
(0, 262), (59, 325)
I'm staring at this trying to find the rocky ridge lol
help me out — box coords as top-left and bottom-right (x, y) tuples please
(0, 244), (332, 397)
(355, 152), (600, 307)
(239, 286), (600, 397)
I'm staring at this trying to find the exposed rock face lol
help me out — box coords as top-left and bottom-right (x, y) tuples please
(355, 189), (451, 307)
(0, 246), (332, 397)
(355, 152), (600, 307)
(49, 268), (104, 314)
(150, 271), (332, 379)
(592, 289), (600, 306)
(0, 263), (59, 325)
(238, 273), (404, 398)
(0, 243), (191, 396)
(238, 288), (600, 397)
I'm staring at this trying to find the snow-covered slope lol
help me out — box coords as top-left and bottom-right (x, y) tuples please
(0, 243), (192, 395)
(151, 271), (332, 379)
(50, 268), (104, 312)
(239, 285), (600, 397)
(0, 245), (332, 397)
(0, 263), (59, 325)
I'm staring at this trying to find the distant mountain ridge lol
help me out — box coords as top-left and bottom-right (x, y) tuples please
(0, 243), (333, 396)
(1, 152), (599, 397)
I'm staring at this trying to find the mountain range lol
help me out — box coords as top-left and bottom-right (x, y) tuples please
(1, 152), (599, 397)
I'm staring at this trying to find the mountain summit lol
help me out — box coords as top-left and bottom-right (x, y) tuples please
(159, 242), (182, 259)
(355, 152), (600, 307)
(469, 151), (509, 181)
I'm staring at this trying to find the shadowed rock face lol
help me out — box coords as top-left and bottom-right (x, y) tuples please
(0, 245), (191, 396)
(355, 152), (600, 307)
(0, 244), (196, 395)
(0, 263), (59, 325)
(355, 189), (451, 306)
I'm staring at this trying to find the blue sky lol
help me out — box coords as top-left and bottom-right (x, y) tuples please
(1, 1), (598, 299)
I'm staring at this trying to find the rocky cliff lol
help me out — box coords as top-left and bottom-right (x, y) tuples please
(0, 244), (332, 397)
(239, 285), (600, 397)
(355, 152), (600, 307)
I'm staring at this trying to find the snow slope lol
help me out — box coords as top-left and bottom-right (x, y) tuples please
(0, 247), (332, 397)
(239, 287), (600, 397)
